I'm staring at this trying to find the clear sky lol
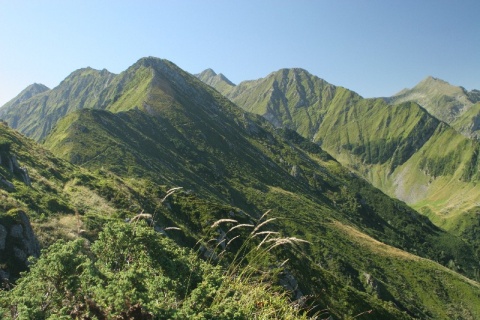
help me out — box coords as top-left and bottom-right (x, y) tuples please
(1, 0), (479, 107)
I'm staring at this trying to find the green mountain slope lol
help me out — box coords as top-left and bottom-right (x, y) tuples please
(37, 58), (480, 318)
(0, 83), (50, 118)
(1, 123), (318, 319)
(0, 68), (115, 141)
(196, 68), (235, 93)
(388, 76), (480, 138)
(207, 68), (351, 139)
(2, 57), (480, 318)
(204, 69), (480, 249)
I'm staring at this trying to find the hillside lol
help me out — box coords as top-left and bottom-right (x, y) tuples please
(388, 76), (480, 138)
(0, 83), (50, 119)
(199, 69), (480, 251)
(1, 57), (480, 318)
(0, 68), (116, 141)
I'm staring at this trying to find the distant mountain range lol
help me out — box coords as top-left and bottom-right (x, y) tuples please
(388, 76), (480, 139)
(1, 57), (480, 319)
(196, 67), (480, 247)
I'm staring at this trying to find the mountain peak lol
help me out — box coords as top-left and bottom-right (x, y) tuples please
(61, 67), (116, 85)
(389, 76), (477, 135)
(0, 83), (49, 113)
(135, 56), (165, 67)
(195, 68), (235, 92)
(270, 67), (310, 78)
(419, 75), (450, 87)
(29, 83), (50, 91)
(197, 68), (217, 78)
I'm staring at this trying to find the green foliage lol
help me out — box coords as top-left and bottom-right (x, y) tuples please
(1, 221), (307, 319)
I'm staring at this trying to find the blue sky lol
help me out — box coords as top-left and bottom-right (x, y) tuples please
(1, 0), (479, 106)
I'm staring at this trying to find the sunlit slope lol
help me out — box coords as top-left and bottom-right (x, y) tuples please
(0, 68), (115, 141)
(218, 68), (355, 139)
(0, 83), (49, 118)
(195, 68), (235, 93)
(389, 76), (480, 138)
(207, 68), (480, 243)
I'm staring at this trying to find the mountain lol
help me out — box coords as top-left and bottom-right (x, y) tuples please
(388, 76), (480, 138)
(195, 68), (235, 93)
(198, 68), (360, 138)
(198, 68), (480, 254)
(0, 68), (115, 141)
(0, 83), (49, 118)
(2, 57), (480, 318)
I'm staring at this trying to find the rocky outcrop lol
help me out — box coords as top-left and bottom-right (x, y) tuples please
(279, 269), (304, 301)
(0, 210), (40, 283)
(0, 152), (31, 188)
(0, 174), (15, 189)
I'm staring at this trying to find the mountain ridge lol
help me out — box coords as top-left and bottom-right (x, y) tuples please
(388, 75), (480, 138)
(2, 57), (480, 318)
(195, 68), (235, 95)
(0, 83), (50, 118)
(197, 67), (480, 250)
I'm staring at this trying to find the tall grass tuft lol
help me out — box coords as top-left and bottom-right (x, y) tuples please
(196, 209), (313, 319)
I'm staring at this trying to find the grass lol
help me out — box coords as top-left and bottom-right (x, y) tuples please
(332, 220), (420, 261)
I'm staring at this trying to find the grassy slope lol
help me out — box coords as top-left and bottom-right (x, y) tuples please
(0, 68), (116, 141)
(388, 76), (480, 138)
(215, 69), (480, 252)
(0, 116), (407, 319)
(196, 69), (235, 94)
(40, 58), (480, 318)
(0, 83), (50, 118)
(43, 110), (480, 318)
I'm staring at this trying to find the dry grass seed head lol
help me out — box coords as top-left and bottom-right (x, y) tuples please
(258, 209), (271, 222)
(251, 218), (277, 235)
(256, 233), (273, 250)
(164, 227), (181, 231)
(265, 237), (311, 252)
(252, 231), (279, 238)
(226, 235), (241, 247)
(227, 224), (254, 232)
(210, 219), (238, 229)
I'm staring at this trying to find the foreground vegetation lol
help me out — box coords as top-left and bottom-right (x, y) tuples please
(1, 220), (311, 319)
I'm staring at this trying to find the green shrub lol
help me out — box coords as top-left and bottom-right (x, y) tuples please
(0, 220), (309, 319)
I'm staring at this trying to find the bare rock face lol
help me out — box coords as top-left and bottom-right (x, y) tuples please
(0, 210), (40, 283)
